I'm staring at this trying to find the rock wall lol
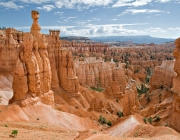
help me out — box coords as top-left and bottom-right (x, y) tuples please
(47, 32), (80, 94)
(59, 49), (80, 94)
(0, 29), (19, 72)
(150, 60), (175, 90)
(171, 37), (180, 131)
(74, 57), (126, 96)
(60, 40), (109, 54)
(123, 88), (140, 116)
(131, 60), (160, 70)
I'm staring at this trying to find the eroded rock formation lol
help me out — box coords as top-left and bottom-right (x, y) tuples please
(171, 37), (180, 131)
(123, 87), (140, 116)
(60, 40), (109, 54)
(9, 10), (54, 107)
(150, 60), (175, 90)
(59, 49), (80, 94)
(74, 57), (126, 96)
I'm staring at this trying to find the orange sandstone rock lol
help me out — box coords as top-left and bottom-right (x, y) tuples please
(171, 37), (180, 131)
(123, 88), (140, 116)
(9, 10), (54, 107)
(150, 60), (175, 90)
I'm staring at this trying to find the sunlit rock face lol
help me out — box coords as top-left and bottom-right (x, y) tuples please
(171, 37), (180, 131)
(123, 88), (140, 116)
(0, 28), (19, 72)
(74, 57), (126, 97)
(9, 10), (54, 107)
(150, 60), (176, 91)
(58, 49), (80, 94)
(46, 36), (80, 94)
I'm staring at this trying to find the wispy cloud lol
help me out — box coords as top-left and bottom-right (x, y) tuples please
(67, 17), (77, 19)
(168, 27), (180, 30)
(54, 11), (64, 15)
(20, 0), (51, 4)
(112, 0), (152, 8)
(0, 1), (23, 10)
(156, 0), (170, 3)
(118, 9), (165, 16)
(86, 23), (148, 28)
(55, 0), (113, 9)
(146, 27), (166, 32)
(37, 5), (55, 11)
(111, 19), (118, 21)
(0, 0), (173, 10)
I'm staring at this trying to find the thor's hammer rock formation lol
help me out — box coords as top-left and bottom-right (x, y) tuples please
(9, 10), (54, 107)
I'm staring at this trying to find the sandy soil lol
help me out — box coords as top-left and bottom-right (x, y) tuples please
(0, 121), (78, 140)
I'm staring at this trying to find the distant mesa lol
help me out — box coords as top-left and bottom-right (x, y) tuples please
(61, 36), (93, 43)
(89, 35), (175, 44)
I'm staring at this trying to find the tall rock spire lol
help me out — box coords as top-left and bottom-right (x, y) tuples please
(30, 10), (41, 34)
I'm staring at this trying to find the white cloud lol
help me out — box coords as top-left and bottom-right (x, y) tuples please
(55, 0), (113, 9)
(15, 24), (169, 37)
(118, 9), (165, 15)
(112, 0), (171, 7)
(59, 23), (149, 36)
(1, 0), (173, 10)
(168, 27), (180, 30)
(156, 0), (170, 3)
(0, 1), (23, 9)
(111, 19), (118, 21)
(54, 11), (63, 15)
(67, 17), (76, 19)
(60, 25), (146, 36)
(20, 0), (113, 9)
(86, 23), (148, 27)
(37, 5), (55, 11)
(20, 0), (51, 4)
(146, 27), (166, 32)
(113, 0), (152, 7)
(132, 0), (152, 6)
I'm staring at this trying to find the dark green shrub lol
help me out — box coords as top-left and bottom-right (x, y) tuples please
(154, 116), (161, 122)
(99, 115), (107, 124)
(113, 59), (119, 62)
(10, 130), (18, 137)
(143, 118), (147, 123)
(79, 53), (85, 57)
(148, 117), (153, 124)
(134, 69), (139, 74)
(99, 115), (112, 126)
(145, 76), (150, 84)
(117, 111), (123, 118)
(147, 95), (151, 103)
(90, 87), (103, 92)
(107, 121), (112, 126)
(137, 84), (149, 95)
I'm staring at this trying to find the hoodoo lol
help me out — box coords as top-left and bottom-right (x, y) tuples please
(9, 10), (54, 107)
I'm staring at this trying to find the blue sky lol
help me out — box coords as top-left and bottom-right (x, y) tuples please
(0, 0), (180, 38)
